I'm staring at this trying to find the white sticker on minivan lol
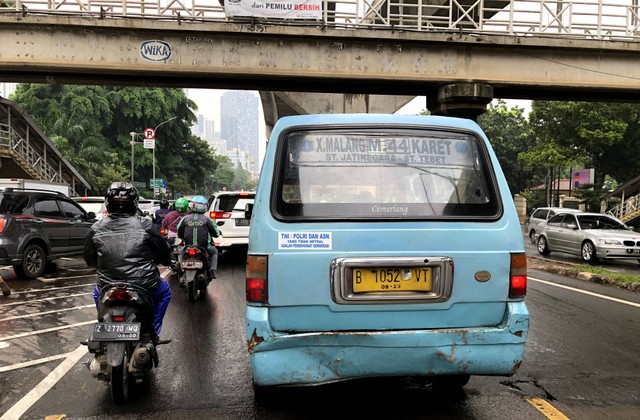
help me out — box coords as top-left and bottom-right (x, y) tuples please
(278, 232), (332, 250)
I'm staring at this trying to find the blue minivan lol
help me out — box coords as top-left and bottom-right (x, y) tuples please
(245, 114), (528, 393)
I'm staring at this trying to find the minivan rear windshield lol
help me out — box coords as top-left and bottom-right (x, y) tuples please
(273, 127), (501, 221)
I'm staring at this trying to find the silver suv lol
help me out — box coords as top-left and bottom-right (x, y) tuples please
(0, 188), (96, 278)
(526, 206), (582, 244)
(207, 191), (255, 251)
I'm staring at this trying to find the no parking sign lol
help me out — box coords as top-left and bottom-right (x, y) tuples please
(144, 128), (156, 149)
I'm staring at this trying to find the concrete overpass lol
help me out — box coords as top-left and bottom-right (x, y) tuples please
(1, 0), (640, 133)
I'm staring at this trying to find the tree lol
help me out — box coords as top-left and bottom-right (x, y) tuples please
(477, 100), (534, 195)
(527, 100), (640, 186)
(10, 84), (220, 196)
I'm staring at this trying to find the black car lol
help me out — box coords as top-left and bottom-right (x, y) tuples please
(0, 188), (96, 278)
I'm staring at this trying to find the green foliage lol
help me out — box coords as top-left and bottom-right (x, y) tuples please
(478, 100), (537, 195)
(10, 84), (254, 197)
(528, 100), (640, 186)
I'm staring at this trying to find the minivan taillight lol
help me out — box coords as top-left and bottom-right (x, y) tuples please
(509, 253), (527, 298)
(0, 216), (5, 234)
(210, 211), (232, 220)
(246, 255), (268, 303)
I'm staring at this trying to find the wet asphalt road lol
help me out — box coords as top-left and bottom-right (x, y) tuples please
(1, 244), (639, 419)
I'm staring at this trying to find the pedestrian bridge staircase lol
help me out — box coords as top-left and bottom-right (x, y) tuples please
(607, 195), (640, 226)
(0, 97), (90, 196)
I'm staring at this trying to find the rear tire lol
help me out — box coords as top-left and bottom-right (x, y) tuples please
(529, 230), (536, 244)
(187, 278), (200, 302)
(13, 244), (46, 279)
(433, 374), (471, 389)
(110, 346), (130, 404)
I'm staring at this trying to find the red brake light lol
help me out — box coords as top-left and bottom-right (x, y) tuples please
(210, 211), (231, 220)
(112, 315), (125, 322)
(107, 289), (134, 302)
(187, 247), (197, 257)
(159, 227), (166, 235)
(509, 253), (527, 298)
(0, 217), (5, 234)
(246, 255), (268, 303)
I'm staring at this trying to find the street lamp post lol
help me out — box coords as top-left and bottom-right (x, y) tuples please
(129, 132), (144, 183)
(151, 116), (177, 198)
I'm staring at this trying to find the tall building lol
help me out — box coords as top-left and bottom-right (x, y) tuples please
(220, 91), (260, 174)
(203, 118), (215, 140)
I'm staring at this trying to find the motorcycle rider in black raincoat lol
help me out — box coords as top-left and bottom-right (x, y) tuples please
(84, 182), (173, 337)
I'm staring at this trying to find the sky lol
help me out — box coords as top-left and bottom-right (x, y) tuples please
(186, 89), (532, 129)
(186, 89), (532, 167)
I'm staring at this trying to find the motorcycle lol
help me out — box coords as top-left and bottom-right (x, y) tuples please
(159, 227), (183, 277)
(82, 282), (169, 404)
(179, 244), (211, 302)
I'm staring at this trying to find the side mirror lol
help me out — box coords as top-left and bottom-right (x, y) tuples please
(566, 223), (577, 230)
(87, 211), (96, 220)
(245, 203), (253, 220)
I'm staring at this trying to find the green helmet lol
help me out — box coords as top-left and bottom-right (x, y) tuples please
(174, 197), (189, 212)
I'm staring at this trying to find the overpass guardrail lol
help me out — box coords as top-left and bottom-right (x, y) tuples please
(0, 0), (639, 41)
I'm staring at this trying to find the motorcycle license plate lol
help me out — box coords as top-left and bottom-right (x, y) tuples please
(92, 322), (141, 341)
(181, 260), (203, 269)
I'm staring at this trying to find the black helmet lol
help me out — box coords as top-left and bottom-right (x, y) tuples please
(160, 199), (170, 209)
(105, 182), (139, 215)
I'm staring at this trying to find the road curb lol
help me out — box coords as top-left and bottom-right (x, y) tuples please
(528, 256), (640, 293)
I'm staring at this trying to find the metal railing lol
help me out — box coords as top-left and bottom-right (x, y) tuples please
(0, 0), (639, 41)
(0, 122), (79, 196)
(607, 194), (640, 222)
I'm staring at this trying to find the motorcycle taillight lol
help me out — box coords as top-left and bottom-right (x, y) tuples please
(187, 247), (198, 257)
(107, 289), (135, 302)
(112, 315), (125, 322)
(160, 227), (166, 236)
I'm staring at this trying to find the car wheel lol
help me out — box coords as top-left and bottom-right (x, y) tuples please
(581, 241), (598, 263)
(13, 244), (46, 279)
(536, 235), (550, 255)
(529, 230), (536, 244)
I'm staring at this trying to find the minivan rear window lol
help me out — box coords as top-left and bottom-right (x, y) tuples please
(273, 127), (501, 220)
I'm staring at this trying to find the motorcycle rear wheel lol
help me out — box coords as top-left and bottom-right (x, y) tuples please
(187, 279), (201, 302)
(110, 346), (131, 404)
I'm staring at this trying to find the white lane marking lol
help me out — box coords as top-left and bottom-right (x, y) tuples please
(0, 305), (95, 322)
(0, 320), (96, 341)
(0, 292), (93, 307)
(529, 277), (640, 308)
(0, 352), (71, 373)
(0, 282), (94, 296)
(0, 345), (88, 420)
(39, 274), (96, 283)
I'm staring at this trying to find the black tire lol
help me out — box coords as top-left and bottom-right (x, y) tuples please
(529, 230), (536, 244)
(536, 235), (550, 255)
(432, 374), (471, 389)
(581, 241), (598, 263)
(13, 244), (46, 279)
(110, 346), (130, 404)
(252, 382), (278, 406)
(187, 278), (200, 303)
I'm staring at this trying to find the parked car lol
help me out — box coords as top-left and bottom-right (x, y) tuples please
(207, 191), (255, 250)
(0, 188), (96, 278)
(72, 196), (107, 221)
(527, 206), (582, 244)
(536, 211), (640, 263)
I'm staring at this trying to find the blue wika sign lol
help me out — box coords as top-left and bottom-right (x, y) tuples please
(140, 40), (172, 62)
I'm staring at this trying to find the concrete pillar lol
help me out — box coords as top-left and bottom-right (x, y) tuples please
(427, 83), (494, 121)
(513, 194), (527, 229)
